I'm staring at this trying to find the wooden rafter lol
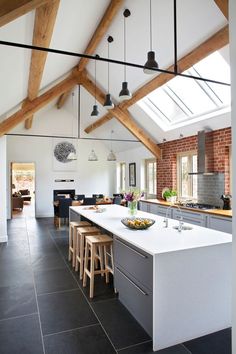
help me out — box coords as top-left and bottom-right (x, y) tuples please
(0, 74), (80, 136)
(81, 72), (162, 159)
(0, 0), (50, 27)
(84, 25), (229, 133)
(57, 0), (124, 109)
(24, 0), (60, 129)
(214, 0), (228, 19)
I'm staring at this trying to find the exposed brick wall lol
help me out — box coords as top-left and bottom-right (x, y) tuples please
(156, 127), (231, 199)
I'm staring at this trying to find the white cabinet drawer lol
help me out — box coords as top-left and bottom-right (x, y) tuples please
(173, 209), (207, 227)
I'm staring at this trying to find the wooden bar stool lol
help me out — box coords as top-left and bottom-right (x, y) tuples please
(83, 234), (113, 298)
(68, 221), (91, 267)
(75, 226), (101, 279)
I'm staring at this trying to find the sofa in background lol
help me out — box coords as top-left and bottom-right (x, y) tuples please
(12, 196), (24, 210)
(19, 189), (31, 202)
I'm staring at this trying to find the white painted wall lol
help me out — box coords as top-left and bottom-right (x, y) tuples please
(0, 137), (8, 243)
(7, 136), (116, 218)
(116, 145), (154, 193)
(229, 1), (236, 352)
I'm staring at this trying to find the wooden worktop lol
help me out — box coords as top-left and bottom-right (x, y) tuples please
(142, 199), (232, 218)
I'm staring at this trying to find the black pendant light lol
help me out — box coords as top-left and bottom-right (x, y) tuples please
(91, 54), (99, 117)
(119, 9), (132, 101)
(143, 0), (158, 74)
(103, 36), (114, 109)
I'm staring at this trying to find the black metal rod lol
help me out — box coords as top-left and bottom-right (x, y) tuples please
(0, 40), (230, 86)
(6, 133), (139, 142)
(173, 0), (178, 74)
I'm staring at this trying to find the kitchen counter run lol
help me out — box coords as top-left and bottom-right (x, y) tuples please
(143, 198), (232, 217)
(70, 205), (231, 256)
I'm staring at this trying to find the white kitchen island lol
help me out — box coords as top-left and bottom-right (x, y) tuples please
(70, 204), (232, 351)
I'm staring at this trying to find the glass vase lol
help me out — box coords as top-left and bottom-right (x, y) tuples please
(128, 200), (138, 217)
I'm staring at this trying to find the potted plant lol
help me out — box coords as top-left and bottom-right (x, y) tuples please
(163, 189), (177, 203)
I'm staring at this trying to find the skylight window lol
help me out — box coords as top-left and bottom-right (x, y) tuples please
(138, 49), (231, 131)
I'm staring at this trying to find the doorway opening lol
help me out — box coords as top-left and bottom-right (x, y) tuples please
(11, 162), (35, 219)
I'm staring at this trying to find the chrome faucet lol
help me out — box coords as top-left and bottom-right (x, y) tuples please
(176, 206), (184, 232)
(163, 205), (184, 231)
(163, 205), (173, 228)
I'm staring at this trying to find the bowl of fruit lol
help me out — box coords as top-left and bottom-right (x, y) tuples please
(121, 217), (155, 230)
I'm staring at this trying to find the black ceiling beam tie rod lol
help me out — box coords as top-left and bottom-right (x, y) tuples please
(0, 40), (230, 87)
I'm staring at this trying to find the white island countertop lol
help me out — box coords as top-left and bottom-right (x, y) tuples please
(70, 205), (232, 256)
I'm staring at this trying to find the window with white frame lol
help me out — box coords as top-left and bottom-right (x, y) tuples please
(177, 152), (197, 199)
(145, 159), (157, 197)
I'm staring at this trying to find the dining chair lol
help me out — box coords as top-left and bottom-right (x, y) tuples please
(113, 196), (122, 205)
(54, 198), (72, 228)
(75, 194), (85, 201)
(92, 194), (104, 199)
(83, 197), (96, 205)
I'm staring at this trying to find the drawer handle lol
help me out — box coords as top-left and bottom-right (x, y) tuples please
(115, 267), (148, 296)
(115, 238), (147, 259)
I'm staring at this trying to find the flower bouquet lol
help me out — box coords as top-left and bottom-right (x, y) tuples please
(124, 189), (144, 217)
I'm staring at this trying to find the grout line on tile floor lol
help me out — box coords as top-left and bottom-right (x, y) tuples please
(117, 339), (153, 352)
(48, 227), (119, 354)
(181, 343), (193, 354)
(36, 287), (80, 297)
(25, 218), (46, 354)
(0, 312), (38, 323)
(43, 322), (100, 338)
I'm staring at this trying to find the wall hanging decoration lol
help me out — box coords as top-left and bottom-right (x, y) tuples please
(129, 162), (136, 186)
(53, 139), (77, 171)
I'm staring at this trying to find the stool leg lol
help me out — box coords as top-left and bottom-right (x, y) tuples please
(83, 242), (89, 287)
(80, 234), (85, 280)
(104, 245), (109, 283)
(98, 245), (104, 277)
(75, 231), (80, 272)
(72, 227), (77, 268)
(110, 244), (114, 274)
(90, 244), (95, 298)
(68, 225), (72, 261)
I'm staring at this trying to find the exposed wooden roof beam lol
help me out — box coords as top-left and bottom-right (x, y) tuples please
(214, 0), (228, 19)
(24, 0), (60, 129)
(81, 73), (161, 159)
(85, 25), (229, 133)
(57, 0), (124, 108)
(0, 74), (80, 136)
(0, 0), (50, 27)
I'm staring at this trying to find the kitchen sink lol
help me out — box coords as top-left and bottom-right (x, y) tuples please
(173, 225), (193, 231)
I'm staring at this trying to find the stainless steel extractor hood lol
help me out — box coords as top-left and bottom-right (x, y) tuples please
(188, 130), (218, 175)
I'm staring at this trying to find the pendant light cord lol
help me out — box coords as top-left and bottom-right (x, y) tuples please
(124, 14), (126, 81)
(94, 57), (97, 104)
(173, 0), (178, 73)
(150, 0), (152, 51)
(107, 41), (110, 93)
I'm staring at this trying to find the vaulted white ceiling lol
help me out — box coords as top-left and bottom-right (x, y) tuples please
(0, 0), (230, 152)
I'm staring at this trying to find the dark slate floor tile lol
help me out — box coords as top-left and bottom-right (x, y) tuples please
(34, 267), (78, 295)
(74, 272), (117, 303)
(0, 259), (32, 288)
(118, 342), (189, 353)
(31, 251), (66, 271)
(184, 328), (231, 354)
(0, 282), (37, 320)
(92, 299), (151, 350)
(44, 324), (116, 354)
(49, 229), (69, 238)
(0, 240), (29, 260)
(30, 242), (59, 256)
(0, 314), (44, 354)
(38, 289), (98, 335)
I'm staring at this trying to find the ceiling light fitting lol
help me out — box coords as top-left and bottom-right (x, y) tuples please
(88, 149), (98, 161)
(91, 54), (99, 117)
(103, 36), (114, 109)
(143, 0), (159, 74)
(107, 130), (117, 161)
(119, 9), (132, 101)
